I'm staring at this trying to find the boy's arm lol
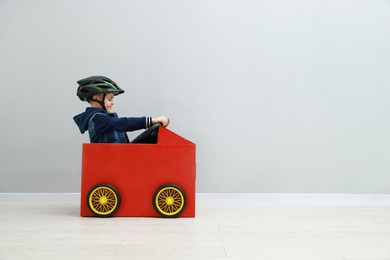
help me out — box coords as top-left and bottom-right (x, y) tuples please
(93, 114), (169, 134)
(93, 114), (151, 134)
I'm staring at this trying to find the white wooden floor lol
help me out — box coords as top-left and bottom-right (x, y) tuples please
(1, 194), (390, 260)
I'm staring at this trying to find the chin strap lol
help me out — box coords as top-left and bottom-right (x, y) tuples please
(88, 93), (107, 111)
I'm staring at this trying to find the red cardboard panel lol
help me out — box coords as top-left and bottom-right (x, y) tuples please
(80, 128), (196, 217)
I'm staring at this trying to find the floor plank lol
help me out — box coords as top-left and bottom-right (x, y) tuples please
(0, 194), (390, 259)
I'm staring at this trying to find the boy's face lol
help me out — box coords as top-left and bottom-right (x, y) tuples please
(104, 93), (115, 113)
(91, 93), (115, 112)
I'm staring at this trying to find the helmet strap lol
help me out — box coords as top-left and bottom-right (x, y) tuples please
(89, 93), (107, 111)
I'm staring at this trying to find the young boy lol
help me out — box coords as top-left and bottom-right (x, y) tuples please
(73, 75), (169, 143)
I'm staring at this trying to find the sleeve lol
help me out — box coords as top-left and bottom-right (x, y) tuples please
(92, 114), (152, 134)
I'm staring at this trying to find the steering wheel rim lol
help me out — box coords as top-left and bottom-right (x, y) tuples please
(130, 122), (162, 144)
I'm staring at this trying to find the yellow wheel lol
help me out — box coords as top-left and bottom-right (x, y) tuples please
(87, 184), (120, 217)
(153, 184), (186, 218)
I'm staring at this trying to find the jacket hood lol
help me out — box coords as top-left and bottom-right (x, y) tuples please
(73, 107), (107, 134)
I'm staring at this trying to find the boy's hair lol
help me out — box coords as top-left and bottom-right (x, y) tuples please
(77, 76), (124, 102)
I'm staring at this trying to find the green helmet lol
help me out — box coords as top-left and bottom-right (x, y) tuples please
(76, 76), (125, 102)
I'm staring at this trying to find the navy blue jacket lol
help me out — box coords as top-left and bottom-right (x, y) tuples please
(73, 107), (152, 143)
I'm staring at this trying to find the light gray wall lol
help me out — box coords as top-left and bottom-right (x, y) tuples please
(1, 0), (389, 193)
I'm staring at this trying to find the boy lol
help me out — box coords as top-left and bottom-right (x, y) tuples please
(73, 75), (169, 143)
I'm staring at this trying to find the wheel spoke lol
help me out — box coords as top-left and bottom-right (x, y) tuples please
(89, 186), (118, 215)
(155, 187), (185, 215)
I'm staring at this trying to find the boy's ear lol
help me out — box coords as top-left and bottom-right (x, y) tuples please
(91, 93), (103, 101)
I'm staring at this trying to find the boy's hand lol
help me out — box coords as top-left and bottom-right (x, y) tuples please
(152, 116), (170, 127)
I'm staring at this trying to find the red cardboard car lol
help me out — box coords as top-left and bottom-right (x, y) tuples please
(80, 125), (196, 218)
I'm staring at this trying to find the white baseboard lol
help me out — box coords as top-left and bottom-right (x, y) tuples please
(197, 193), (390, 205)
(0, 193), (80, 203)
(1, 193), (390, 205)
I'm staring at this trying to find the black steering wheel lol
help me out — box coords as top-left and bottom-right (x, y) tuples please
(130, 123), (162, 144)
